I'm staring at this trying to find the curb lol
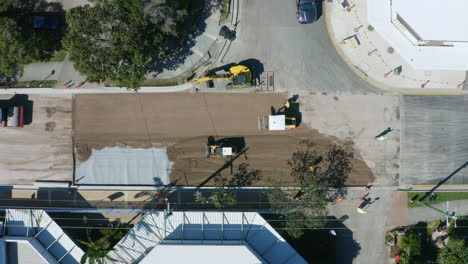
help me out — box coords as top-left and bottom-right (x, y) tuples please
(324, 3), (463, 96)
(0, 83), (193, 94)
(324, 3), (396, 95)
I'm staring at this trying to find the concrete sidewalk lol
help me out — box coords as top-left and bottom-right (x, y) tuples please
(0, 83), (193, 94)
(325, 0), (467, 94)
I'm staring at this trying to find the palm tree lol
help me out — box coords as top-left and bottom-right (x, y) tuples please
(79, 230), (115, 264)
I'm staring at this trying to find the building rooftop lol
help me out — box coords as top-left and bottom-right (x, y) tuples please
(140, 244), (264, 264)
(393, 0), (468, 42)
(368, 0), (468, 70)
(106, 211), (307, 264)
(0, 209), (84, 264)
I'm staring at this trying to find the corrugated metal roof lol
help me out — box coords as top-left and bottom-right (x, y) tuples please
(4, 209), (84, 264)
(107, 212), (307, 264)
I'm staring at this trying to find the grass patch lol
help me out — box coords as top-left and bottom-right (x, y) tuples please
(407, 192), (468, 208)
(30, 50), (67, 63)
(141, 71), (195, 87)
(49, 50), (68, 62)
(220, 0), (231, 22)
(10, 80), (57, 88)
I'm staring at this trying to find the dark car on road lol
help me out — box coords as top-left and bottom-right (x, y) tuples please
(296, 0), (317, 24)
(33, 16), (59, 30)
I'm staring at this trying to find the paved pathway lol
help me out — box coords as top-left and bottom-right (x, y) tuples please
(408, 200), (468, 225)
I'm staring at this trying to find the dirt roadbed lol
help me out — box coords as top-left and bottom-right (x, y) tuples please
(73, 93), (374, 186)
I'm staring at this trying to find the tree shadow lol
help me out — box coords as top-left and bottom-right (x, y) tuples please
(329, 215), (361, 263)
(9, 0), (67, 58)
(147, 0), (215, 73)
(0, 94), (33, 125)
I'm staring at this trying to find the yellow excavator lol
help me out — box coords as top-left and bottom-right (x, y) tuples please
(191, 64), (252, 88)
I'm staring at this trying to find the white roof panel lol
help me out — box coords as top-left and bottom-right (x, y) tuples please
(107, 212), (307, 264)
(393, 0), (468, 42)
(140, 245), (264, 264)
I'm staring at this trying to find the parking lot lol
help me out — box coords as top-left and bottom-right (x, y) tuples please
(0, 94), (73, 185)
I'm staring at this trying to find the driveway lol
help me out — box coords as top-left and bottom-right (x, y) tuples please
(223, 0), (377, 94)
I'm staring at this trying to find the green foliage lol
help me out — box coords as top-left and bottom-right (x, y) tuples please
(79, 229), (116, 264)
(0, 0), (13, 12)
(0, 1), (63, 81)
(288, 140), (353, 188)
(63, 0), (187, 90)
(267, 184), (328, 238)
(194, 188), (235, 209)
(143, 0), (187, 36)
(215, 163), (262, 187)
(400, 233), (423, 257)
(438, 246), (468, 264)
(220, 0), (231, 22)
(79, 222), (133, 264)
(266, 141), (351, 239)
(194, 163), (262, 209)
(0, 18), (28, 76)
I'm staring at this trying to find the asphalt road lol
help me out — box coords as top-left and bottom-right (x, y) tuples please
(223, 0), (377, 94)
(400, 95), (468, 185)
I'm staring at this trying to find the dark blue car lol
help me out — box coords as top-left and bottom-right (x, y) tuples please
(296, 0), (317, 24)
(33, 16), (59, 30)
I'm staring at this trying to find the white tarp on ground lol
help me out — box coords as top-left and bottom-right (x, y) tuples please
(75, 147), (173, 185)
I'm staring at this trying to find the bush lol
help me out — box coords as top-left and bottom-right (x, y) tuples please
(438, 246), (468, 264)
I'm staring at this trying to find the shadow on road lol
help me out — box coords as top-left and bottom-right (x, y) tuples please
(315, 0), (324, 20)
(331, 215), (361, 264)
(239, 58), (264, 85)
(148, 0), (213, 74)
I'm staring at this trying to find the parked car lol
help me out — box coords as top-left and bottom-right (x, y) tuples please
(32, 15), (59, 30)
(296, 0), (317, 24)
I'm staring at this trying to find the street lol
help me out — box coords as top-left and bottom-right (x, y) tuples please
(400, 95), (468, 185)
(223, 0), (376, 93)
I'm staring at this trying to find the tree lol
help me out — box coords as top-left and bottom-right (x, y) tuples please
(266, 141), (354, 239)
(438, 246), (468, 264)
(289, 140), (354, 189)
(0, 0), (13, 12)
(400, 233), (423, 258)
(194, 187), (236, 209)
(0, 17), (27, 76)
(63, 0), (185, 90)
(143, 0), (187, 36)
(0, 0), (63, 82)
(215, 163), (262, 187)
(79, 229), (116, 264)
(194, 163), (262, 209)
(267, 179), (328, 239)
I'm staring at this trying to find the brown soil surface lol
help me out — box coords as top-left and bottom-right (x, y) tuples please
(73, 93), (374, 186)
(168, 134), (374, 186)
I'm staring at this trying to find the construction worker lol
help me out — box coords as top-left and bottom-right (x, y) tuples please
(375, 135), (386, 141)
